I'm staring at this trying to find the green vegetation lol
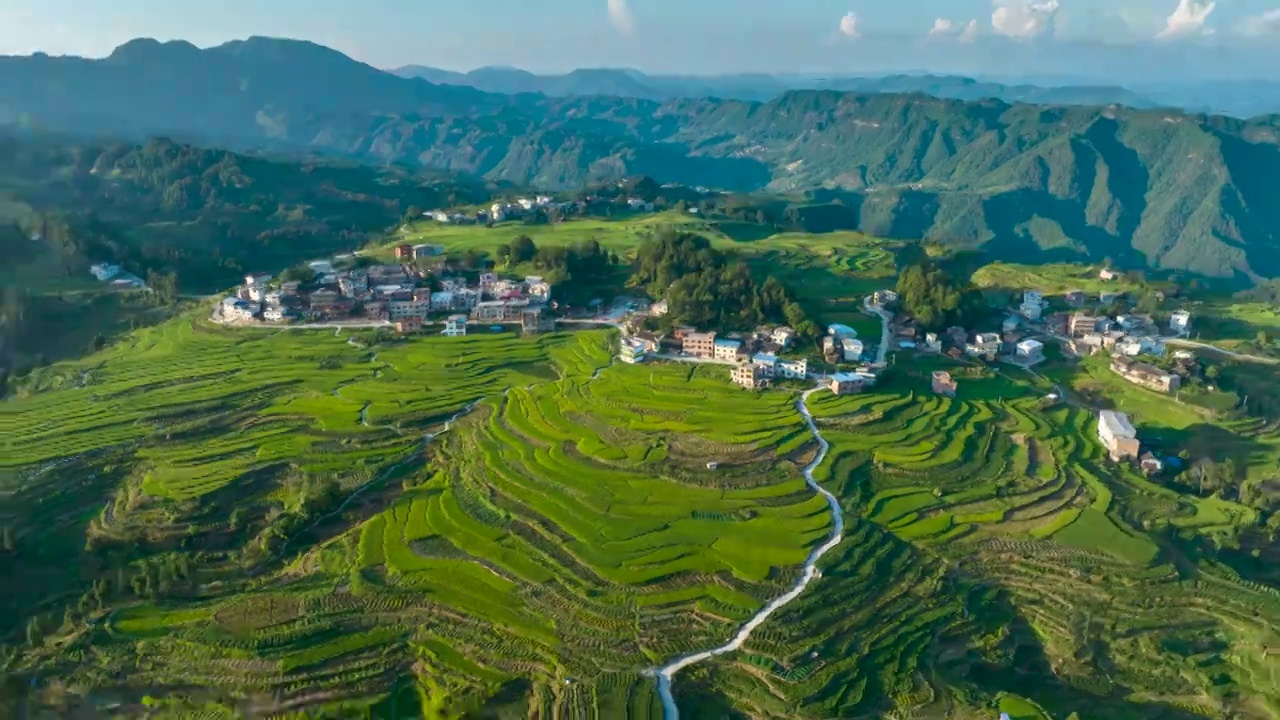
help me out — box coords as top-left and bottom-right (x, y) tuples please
(629, 229), (816, 335)
(8, 206), (1280, 719)
(895, 249), (986, 330)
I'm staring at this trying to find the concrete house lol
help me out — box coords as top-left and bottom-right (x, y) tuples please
(778, 358), (808, 380)
(968, 333), (1001, 358)
(1099, 268), (1121, 281)
(1069, 313), (1100, 338)
(771, 326), (797, 348)
(389, 299), (430, 320)
(841, 337), (865, 362)
(472, 299), (529, 322)
(441, 315), (468, 337)
(1098, 410), (1140, 461)
(1169, 310), (1192, 336)
(1111, 356), (1180, 393)
(1115, 336), (1165, 358)
(923, 333), (943, 353)
(683, 332), (717, 359)
(828, 372), (866, 396)
(396, 317), (423, 333)
(1015, 339), (1045, 364)
(620, 337), (649, 364)
(931, 371), (958, 397)
(713, 339), (743, 361)
(731, 363), (770, 390)
(752, 353), (779, 377)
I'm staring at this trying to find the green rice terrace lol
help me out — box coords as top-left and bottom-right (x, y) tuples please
(5, 307), (1280, 718)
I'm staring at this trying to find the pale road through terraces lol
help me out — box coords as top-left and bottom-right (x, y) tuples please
(652, 297), (891, 718)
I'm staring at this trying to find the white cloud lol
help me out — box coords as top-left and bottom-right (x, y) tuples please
(607, 0), (634, 36)
(839, 12), (860, 38)
(1156, 0), (1216, 39)
(991, 0), (1060, 40)
(1239, 8), (1280, 36)
(929, 17), (980, 42)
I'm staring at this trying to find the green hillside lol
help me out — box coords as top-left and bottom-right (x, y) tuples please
(7, 310), (1280, 718)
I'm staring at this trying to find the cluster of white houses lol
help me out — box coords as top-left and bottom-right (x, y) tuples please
(423, 195), (584, 224)
(220, 255), (555, 336)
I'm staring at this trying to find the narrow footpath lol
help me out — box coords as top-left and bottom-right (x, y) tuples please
(654, 387), (844, 718)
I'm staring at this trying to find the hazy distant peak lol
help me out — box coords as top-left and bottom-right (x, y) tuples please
(211, 36), (359, 64)
(107, 38), (200, 63)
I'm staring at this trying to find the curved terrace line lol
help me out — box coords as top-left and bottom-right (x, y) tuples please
(654, 385), (845, 719)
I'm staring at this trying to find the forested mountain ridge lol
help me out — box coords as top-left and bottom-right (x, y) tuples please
(0, 134), (489, 293)
(3, 38), (1280, 281)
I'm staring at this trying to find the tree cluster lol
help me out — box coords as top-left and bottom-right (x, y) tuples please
(630, 229), (815, 335)
(894, 256), (985, 331)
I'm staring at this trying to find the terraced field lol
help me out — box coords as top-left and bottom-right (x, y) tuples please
(9, 307), (1280, 719)
(671, 363), (1280, 720)
(5, 318), (844, 717)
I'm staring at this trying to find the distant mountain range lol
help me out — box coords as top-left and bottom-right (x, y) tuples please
(391, 65), (1280, 120)
(392, 65), (1163, 111)
(2, 37), (1279, 283)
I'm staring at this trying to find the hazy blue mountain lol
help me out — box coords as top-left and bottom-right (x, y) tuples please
(391, 65), (1165, 109)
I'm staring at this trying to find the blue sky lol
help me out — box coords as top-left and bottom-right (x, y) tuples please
(2, 0), (1278, 78)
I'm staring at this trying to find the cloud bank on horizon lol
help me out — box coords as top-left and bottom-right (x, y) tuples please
(602, 0), (1280, 43)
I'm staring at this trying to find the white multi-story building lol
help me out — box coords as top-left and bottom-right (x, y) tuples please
(713, 339), (742, 362)
(771, 327), (796, 348)
(778, 358), (808, 379)
(841, 338), (864, 362)
(1169, 310), (1192, 336)
(441, 315), (468, 337)
(620, 338), (649, 364)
